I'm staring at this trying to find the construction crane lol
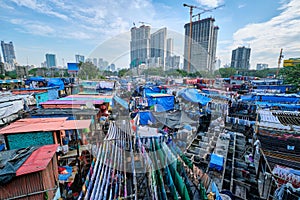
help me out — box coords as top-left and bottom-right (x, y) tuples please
(276, 48), (284, 77)
(183, 3), (224, 73)
(138, 21), (151, 26)
(192, 4), (225, 21)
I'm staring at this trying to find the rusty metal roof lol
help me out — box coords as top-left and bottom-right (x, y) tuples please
(0, 118), (91, 135)
(16, 144), (58, 176)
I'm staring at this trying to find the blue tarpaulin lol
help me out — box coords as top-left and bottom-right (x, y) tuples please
(241, 94), (300, 103)
(212, 182), (222, 200)
(209, 153), (224, 171)
(144, 86), (163, 97)
(147, 94), (174, 112)
(25, 77), (46, 85)
(139, 111), (156, 125)
(113, 96), (128, 109)
(47, 78), (64, 90)
(177, 88), (211, 105)
(255, 102), (300, 110)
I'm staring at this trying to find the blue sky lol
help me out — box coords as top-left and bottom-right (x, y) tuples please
(1, 0), (300, 69)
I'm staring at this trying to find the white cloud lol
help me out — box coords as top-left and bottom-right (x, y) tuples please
(10, 0), (68, 20)
(0, 1), (15, 10)
(217, 0), (300, 69)
(10, 19), (55, 36)
(195, 0), (224, 8)
(238, 4), (246, 9)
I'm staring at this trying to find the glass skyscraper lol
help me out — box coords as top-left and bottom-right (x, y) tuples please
(45, 53), (56, 68)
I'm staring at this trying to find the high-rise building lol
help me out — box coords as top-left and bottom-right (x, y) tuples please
(165, 55), (180, 70)
(0, 62), (4, 75)
(130, 25), (151, 68)
(92, 58), (98, 67)
(166, 38), (174, 58)
(75, 54), (85, 63)
(214, 59), (221, 71)
(256, 63), (268, 70)
(45, 53), (56, 68)
(1, 41), (16, 64)
(110, 63), (116, 71)
(183, 18), (219, 73)
(16, 65), (29, 78)
(230, 46), (251, 69)
(1, 41), (16, 71)
(150, 27), (167, 68)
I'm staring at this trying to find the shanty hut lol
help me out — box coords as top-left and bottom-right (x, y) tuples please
(0, 118), (91, 150)
(0, 144), (60, 200)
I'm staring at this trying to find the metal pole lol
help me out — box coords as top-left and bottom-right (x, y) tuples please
(188, 7), (193, 73)
(75, 129), (82, 184)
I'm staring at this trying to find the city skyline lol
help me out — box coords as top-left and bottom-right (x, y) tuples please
(1, 0), (300, 69)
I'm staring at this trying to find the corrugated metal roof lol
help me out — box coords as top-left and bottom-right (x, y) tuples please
(0, 118), (91, 134)
(41, 104), (82, 109)
(61, 119), (91, 130)
(67, 94), (113, 99)
(16, 144), (58, 176)
(40, 100), (104, 105)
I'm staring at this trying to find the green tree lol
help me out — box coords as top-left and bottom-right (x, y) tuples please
(5, 70), (17, 79)
(165, 69), (181, 77)
(218, 67), (236, 78)
(118, 68), (130, 77)
(78, 62), (100, 80)
(280, 65), (300, 92)
(176, 69), (188, 77)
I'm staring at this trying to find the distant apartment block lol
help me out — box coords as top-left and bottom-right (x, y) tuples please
(130, 25), (151, 68)
(45, 53), (56, 68)
(230, 46), (251, 69)
(75, 54), (85, 63)
(0, 62), (4, 75)
(165, 55), (180, 70)
(166, 38), (173, 58)
(16, 65), (29, 78)
(1, 41), (16, 71)
(150, 27), (167, 68)
(184, 18), (219, 73)
(98, 58), (109, 71)
(256, 63), (268, 70)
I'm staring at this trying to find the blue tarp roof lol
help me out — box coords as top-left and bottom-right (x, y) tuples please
(47, 78), (64, 90)
(25, 77), (65, 90)
(209, 153), (224, 171)
(147, 93), (174, 112)
(241, 94), (300, 103)
(143, 86), (164, 97)
(255, 102), (300, 110)
(177, 88), (211, 105)
(25, 77), (46, 85)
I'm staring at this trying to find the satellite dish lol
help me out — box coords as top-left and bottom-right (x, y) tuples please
(86, 102), (95, 109)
